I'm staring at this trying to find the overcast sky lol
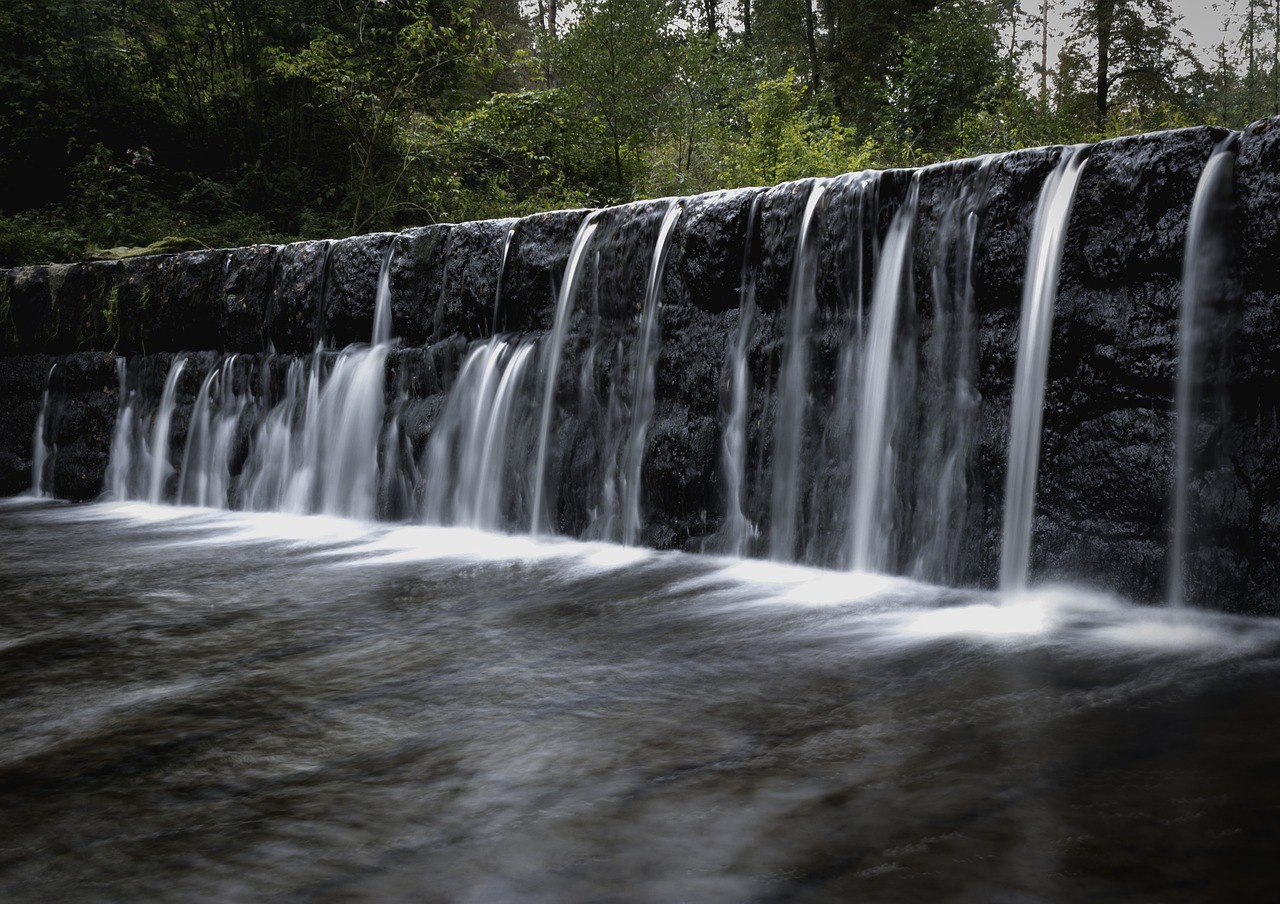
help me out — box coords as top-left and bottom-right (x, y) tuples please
(1034, 0), (1254, 78)
(1171, 0), (1236, 58)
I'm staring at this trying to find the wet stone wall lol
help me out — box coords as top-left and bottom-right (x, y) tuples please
(3, 120), (1280, 613)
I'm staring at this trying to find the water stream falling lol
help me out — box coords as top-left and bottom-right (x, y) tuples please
(423, 337), (539, 530)
(73, 133), (1251, 606)
(770, 180), (827, 561)
(849, 176), (920, 572)
(177, 355), (243, 509)
(909, 162), (987, 584)
(146, 356), (188, 505)
(1169, 133), (1240, 607)
(999, 144), (1091, 591)
(11, 131), (1280, 901)
(710, 195), (763, 557)
(28, 362), (56, 498)
(620, 200), (683, 546)
(371, 238), (396, 347)
(532, 212), (600, 535)
(493, 221), (518, 334)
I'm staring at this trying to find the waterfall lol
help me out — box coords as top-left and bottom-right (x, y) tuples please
(178, 356), (244, 509)
(620, 200), (683, 546)
(61, 125), (1269, 609)
(532, 212), (600, 535)
(770, 180), (827, 561)
(849, 176), (920, 573)
(240, 357), (309, 512)
(29, 362), (56, 498)
(146, 356), (188, 504)
(1169, 133), (1240, 607)
(371, 238), (395, 347)
(910, 169), (985, 584)
(104, 359), (132, 500)
(423, 338), (539, 530)
(493, 221), (518, 334)
(710, 194), (763, 557)
(999, 145), (1090, 592)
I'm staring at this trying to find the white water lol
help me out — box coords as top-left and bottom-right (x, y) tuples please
(1169, 134), (1239, 607)
(621, 201), (683, 546)
(371, 237), (395, 347)
(770, 180), (827, 561)
(849, 176), (920, 573)
(712, 194), (763, 557)
(492, 220), (518, 334)
(531, 213), (600, 535)
(999, 145), (1090, 591)
(146, 357), (188, 505)
(177, 356), (243, 508)
(28, 363), (56, 498)
(109, 235), (400, 519)
(423, 338), (539, 530)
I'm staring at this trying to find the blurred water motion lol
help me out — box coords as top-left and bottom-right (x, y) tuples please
(2, 500), (1278, 903)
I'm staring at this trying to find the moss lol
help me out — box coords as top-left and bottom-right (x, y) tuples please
(101, 283), (120, 351)
(0, 278), (14, 347)
(86, 236), (207, 261)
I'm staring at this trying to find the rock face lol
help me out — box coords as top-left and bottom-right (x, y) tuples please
(3, 121), (1279, 613)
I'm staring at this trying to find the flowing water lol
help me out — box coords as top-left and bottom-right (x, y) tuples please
(1000, 145), (1091, 591)
(620, 201), (682, 546)
(3, 497), (1280, 903)
(709, 195), (763, 557)
(770, 180), (827, 561)
(27, 362), (56, 498)
(849, 176), (920, 573)
(1169, 134), (1240, 607)
(532, 214), (600, 535)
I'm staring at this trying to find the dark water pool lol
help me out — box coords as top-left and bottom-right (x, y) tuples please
(2, 498), (1279, 902)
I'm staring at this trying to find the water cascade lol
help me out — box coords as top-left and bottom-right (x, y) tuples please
(371, 238), (395, 347)
(146, 356), (188, 505)
(532, 213), (600, 535)
(769, 180), (827, 561)
(7, 122), (1277, 610)
(28, 362), (56, 498)
(849, 176), (920, 572)
(999, 145), (1090, 592)
(908, 162), (987, 583)
(709, 195), (763, 557)
(1169, 133), (1240, 607)
(177, 355), (244, 508)
(11, 126), (1280, 901)
(493, 221), (518, 334)
(620, 200), (683, 546)
(422, 337), (539, 530)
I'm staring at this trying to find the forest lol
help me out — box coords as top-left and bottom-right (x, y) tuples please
(0, 0), (1274, 266)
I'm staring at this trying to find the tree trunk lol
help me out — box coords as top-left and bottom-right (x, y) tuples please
(1094, 0), (1114, 129)
(538, 0), (559, 87)
(805, 0), (820, 94)
(742, 0), (751, 40)
(1041, 0), (1050, 98)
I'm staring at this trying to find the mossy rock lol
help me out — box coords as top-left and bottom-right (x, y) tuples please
(86, 237), (208, 261)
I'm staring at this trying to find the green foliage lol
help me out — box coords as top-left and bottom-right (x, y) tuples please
(883, 0), (1010, 153)
(0, 213), (84, 268)
(717, 73), (878, 186)
(0, 0), (1267, 265)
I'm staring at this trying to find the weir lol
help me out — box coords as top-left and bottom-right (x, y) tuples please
(3, 121), (1280, 613)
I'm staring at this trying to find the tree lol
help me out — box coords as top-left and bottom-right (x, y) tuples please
(883, 0), (1010, 152)
(553, 0), (679, 190)
(271, 0), (500, 231)
(1062, 0), (1195, 128)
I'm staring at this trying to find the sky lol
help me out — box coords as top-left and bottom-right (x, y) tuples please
(1047, 0), (1247, 64)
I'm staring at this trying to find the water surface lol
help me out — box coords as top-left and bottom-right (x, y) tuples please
(2, 499), (1278, 902)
